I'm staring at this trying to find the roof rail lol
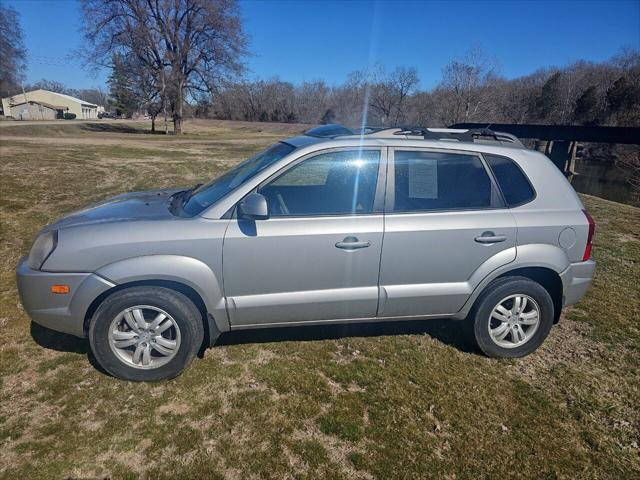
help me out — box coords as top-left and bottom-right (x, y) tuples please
(304, 124), (524, 146)
(393, 126), (524, 146)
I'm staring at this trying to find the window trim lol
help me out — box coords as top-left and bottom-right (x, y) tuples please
(481, 152), (538, 208)
(233, 146), (388, 219)
(385, 147), (505, 215)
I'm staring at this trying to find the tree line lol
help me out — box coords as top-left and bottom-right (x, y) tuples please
(206, 48), (639, 130)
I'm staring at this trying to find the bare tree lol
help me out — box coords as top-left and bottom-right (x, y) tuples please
(390, 67), (419, 125)
(437, 47), (497, 125)
(614, 145), (640, 202)
(0, 4), (27, 98)
(490, 71), (548, 124)
(405, 90), (436, 126)
(368, 70), (395, 125)
(81, 0), (247, 134)
(137, 72), (163, 132)
(367, 66), (419, 126)
(606, 50), (640, 126)
(331, 70), (369, 126)
(119, 55), (164, 130)
(76, 88), (110, 107)
(295, 81), (330, 124)
(27, 79), (72, 95)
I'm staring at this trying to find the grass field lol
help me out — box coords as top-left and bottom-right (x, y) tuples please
(1, 120), (639, 479)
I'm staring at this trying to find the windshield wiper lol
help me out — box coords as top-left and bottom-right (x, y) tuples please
(181, 183), (203, 205)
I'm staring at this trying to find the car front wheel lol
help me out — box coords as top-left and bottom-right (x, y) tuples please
(89, 286), (204, 381)
(472, 276), (554, 358)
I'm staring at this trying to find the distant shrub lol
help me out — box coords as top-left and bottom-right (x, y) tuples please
(63, 113), (76, 120)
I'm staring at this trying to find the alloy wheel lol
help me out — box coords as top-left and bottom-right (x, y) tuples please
(108, 305), (181, 369)
(487, 294), (540, 349)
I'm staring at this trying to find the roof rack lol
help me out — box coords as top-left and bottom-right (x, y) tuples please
(303, 124), (524, 147)
(393, 126), (524, 146)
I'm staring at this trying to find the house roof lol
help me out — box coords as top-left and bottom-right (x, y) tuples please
(11, 89), (98, 108)
(10, 100), (68, 110)
(42, 90), (98, 107)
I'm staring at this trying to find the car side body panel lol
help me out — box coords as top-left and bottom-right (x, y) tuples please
(42, 217), (228, 273)
(451, 242), (572, 319)
(95, 254), (230, 332)
(40, 217), (230, 334)
(223, 215), (384, 326)
(502, 149), (590, 264)
(379, 210), (517, 317)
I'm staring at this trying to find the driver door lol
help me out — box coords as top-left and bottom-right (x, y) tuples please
(222, 147), (386, 327)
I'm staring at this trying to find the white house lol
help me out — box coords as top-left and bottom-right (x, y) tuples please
(1, 89), (101, 119)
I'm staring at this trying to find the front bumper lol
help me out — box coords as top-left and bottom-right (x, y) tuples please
(16, 257), (115, 337)
(560, 259), (596, 307)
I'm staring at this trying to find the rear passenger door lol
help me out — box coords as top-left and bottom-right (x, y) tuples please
(378, 148), (517, 318)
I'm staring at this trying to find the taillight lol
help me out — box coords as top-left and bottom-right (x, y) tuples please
(582, 209), (595, 261)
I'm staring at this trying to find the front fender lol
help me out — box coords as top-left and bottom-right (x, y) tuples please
(95, 255), (229, 331)
(454, 243), (570, 319)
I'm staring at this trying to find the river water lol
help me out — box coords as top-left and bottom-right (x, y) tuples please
(570, 159), (636, 206)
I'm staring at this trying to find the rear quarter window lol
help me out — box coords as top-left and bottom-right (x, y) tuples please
(484, 154), (536, 207)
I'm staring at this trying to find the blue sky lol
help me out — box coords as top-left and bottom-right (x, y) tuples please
(6, 0), (640, 90)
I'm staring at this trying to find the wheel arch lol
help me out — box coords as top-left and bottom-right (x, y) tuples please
(458, 243), (570, 323)
(87, 255), (229, 346)
(496, 267), (563, 323)
(83, 279), (223, 348)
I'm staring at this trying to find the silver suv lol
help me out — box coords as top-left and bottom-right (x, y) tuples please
(17, 125), (596, 381)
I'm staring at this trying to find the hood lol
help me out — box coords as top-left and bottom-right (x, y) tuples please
(45, 188), (184, 231)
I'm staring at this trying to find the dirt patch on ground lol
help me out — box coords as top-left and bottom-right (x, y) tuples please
(616, 233), (639, 243)
(157, 401), (192, 416)
(293, 422), (374, 480)
(506, 315), (608, 383)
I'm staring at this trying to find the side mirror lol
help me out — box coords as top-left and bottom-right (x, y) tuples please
(238, 193), (269, 220)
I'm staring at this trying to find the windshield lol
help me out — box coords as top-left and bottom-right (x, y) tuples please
(182, 142), (296, 216)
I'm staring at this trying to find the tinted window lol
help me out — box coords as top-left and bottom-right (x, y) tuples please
(393, 150), (499, 212)
(259, 150), (380, 216)
(183, 142), (295, 216)
(484, 154), (535, 207)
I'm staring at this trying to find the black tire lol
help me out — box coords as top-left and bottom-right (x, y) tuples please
(471, 276), (554, 358)
(89, 286), (204, 381)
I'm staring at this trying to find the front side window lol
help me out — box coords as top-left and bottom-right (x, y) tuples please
(392, 150), (499, 212)
(259, 149), (380, 216)
(183, 142), (296, 216)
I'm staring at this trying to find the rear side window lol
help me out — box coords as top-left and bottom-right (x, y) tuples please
(484, 154), (535, 207)
(392, 150), (500, 212)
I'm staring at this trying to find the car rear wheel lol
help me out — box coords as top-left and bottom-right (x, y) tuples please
(472, 276), (554, 358)
(89, 286), (204, 381)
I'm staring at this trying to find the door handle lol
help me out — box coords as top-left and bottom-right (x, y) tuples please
(474, 232), (507, 244)
(335, 236), (371, 250)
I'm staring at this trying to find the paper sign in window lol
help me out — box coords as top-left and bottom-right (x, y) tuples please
(408, 159), (438, 199)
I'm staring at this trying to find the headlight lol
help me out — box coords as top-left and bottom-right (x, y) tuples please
(27, 230), (58, 270)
